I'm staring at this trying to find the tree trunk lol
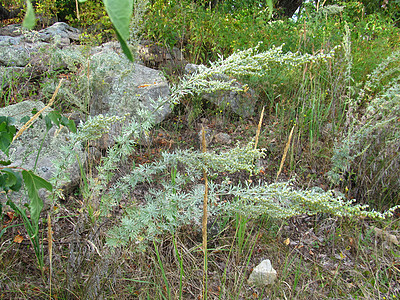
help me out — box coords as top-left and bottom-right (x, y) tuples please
(275, 0), (303, 18)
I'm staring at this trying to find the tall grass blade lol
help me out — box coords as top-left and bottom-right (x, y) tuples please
(201, 125), (209, 300)
(153, 241), (171, 299)
(173, 237), (184, 300)
(47, 213), (53, 299)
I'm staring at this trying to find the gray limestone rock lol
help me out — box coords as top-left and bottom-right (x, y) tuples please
(0, 23), (171, 152)
(0, 24), (23, 37)
(0, 22), (81, 67)
(214, 132), (232, 145)
(0, 35), (41, 66)
(0, 101), (85, 207)
(137, 40), (187, 74)
(36, 22), (81, 46)
(88, 50), (170, 123)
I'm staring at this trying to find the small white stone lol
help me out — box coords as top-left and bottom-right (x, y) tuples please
(248, 259), (277, 287)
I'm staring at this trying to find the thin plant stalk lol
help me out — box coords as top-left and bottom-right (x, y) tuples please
(254, 106), (265, 150)
(219, 221), (236, 299)
(201, 125), (208, 299)
(276, 125), (295, 182)
(235, 228), (259, 299)
(13, 79), (63, 142)
(235, 213), (249, 262)
(75, 0), (80, 20)
(153, 241), (171, 299)
(173, 237), (184, 300)
(250, 106), (265, 182)
(292, 256), (302, 294)
(47, 213), (53, 300)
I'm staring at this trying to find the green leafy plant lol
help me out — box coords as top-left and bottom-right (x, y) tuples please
(0, 117), (52, 271)
(0, 93), (75, 271)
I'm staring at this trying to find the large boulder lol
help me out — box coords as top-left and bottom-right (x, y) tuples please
(0, 35), (43, 67)
(0, 100), (85, 206)
(0, 23), (171, 148)
(35, 22), (81, 46)
(88, 45), (171, 124)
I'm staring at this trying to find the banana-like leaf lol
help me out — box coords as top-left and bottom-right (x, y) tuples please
(103, 0), (134, 61)
(22, 170), (52, 236)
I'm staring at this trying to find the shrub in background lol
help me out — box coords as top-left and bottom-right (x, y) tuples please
(328, 50), (400, 207)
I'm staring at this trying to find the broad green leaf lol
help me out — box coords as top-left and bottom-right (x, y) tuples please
(6, 199), (35, 237)
(103, 0), (134, 61)
(67, 119), (77, 133)
(45, 112), (77, 133)
(115, 29), (134, 62)
(0, 116), (14, 123)
(60, 116), (70, 127)
(48, 111), (61, 127)
(62, 118), (77, 133)
(20, 116), (30, 124)
(45, 111), (61, 131)
(0, 170), (16, 190)
(78, 0), (88, 2)
(0, 169), (22, 192)
(0, 132), (13, 156)
(0, 117), (16, 156)
(0, 160), (12, 166)
(44, 115), (53, 131)
(22, 170), (52, 236)
(22, 0), (36, 30)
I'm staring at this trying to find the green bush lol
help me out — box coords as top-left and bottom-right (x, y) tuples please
(328, 50), (400, 207)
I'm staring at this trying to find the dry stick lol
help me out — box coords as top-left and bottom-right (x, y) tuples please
(13, 79), (64, 142)
(75, 0), (80, 20)
(47, 213), (53, 300)
(201, 126), (208, 300)
(249, 106), (265, 180)
(276, 125), (295, 182)
(254, 106), (265, 150)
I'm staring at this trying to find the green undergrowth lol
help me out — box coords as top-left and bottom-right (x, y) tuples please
(1, 0), (400, 298)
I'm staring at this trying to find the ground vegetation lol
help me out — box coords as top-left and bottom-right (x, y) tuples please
(1, 0), (400, 299)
